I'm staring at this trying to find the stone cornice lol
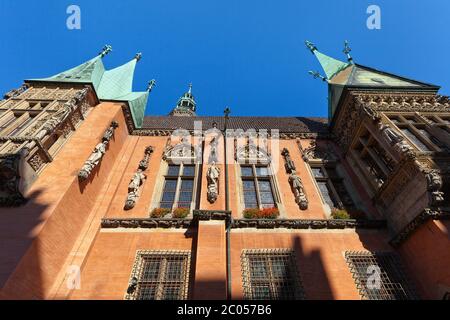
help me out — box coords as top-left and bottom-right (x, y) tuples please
(101, 216), (387, 230)
(390, 208), (450, 247)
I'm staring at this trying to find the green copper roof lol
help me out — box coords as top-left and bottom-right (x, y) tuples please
(314, 51), (351, 80)
(28, 55), (106, 89)
(115, 91), (149, 128)
(26, 47), (151, 129)
(97, 59), (137, 100)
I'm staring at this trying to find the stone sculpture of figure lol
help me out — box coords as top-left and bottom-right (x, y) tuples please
(281, 148), (296, 173)
(425, 170), (444, 205)
(378, 123), (403, 145)
(426, 170), (443, 191)
(103, 121), (119, 142)
(124, 170), (147, 210)
(209, 136), (219, 164)
(78, 142), (106, 181)
(207, 162), (220, 203)
(288, 170), (308, 210)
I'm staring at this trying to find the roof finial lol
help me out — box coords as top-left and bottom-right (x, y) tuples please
(99, 45), (112, 58)
(147, 79), (156, 92)
(135, 53), (142, 62)
(188, 83), (193, 94)
(224, 107), (231, 119)
(305, 40), (317, 54)
(343, 40), (354, 64)
(308, 71), (328, 82)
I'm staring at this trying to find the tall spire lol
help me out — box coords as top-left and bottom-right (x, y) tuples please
(304, 40), (350, 80)
(169, 83), (197, 117)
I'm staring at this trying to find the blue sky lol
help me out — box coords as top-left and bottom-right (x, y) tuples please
(1, 0), (449, 117)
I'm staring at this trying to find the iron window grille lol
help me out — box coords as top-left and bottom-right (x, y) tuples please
(125, 250), (192, 300)
(241, 249), (305, 300)
(345, 251), (418, 300)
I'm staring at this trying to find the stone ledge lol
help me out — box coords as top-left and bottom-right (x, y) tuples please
(101, 217), (386, 230)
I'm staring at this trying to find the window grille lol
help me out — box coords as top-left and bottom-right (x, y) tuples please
(241, 249), (304, 300)
(125, 250), (191, 300)
(345, 251), (418, 300)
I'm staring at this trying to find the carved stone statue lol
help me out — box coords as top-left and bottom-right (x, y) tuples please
(124, 170), (147, 210)
(282, 148), (308, 210)
(78, 142), (106, 181)
(78, 121), (118, 181)
(425, 170), (445, 205)
(208, 136), (219, 164)
(207, 162), (220, 203)
(124, 146), (153, 210)
(289, 171), (308, 210)
(378, 123), (403, 145)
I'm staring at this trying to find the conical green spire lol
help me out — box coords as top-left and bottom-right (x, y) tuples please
(305, 40), (350, 80)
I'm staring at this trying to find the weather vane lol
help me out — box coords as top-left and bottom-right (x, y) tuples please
(99, 45), (112, 57)
(305, 40), (317, 53)
(147, 79), (156, 92)
(343, 40), (354, 64)
(308, 71), (327, 82)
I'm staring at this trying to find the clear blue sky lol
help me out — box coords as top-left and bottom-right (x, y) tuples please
(1, 0), (449, 117)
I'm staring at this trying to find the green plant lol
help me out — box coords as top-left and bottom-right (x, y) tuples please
(150, 208), (171, 218)
(331, 208), (351, 220)
(173, 207), (190, 219)
(243, 208), (261, 219)
(243, 208), (279, 219)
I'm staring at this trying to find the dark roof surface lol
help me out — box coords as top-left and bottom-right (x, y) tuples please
(142, 116), (328, 133)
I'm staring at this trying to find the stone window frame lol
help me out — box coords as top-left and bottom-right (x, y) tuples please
(344, 251), (418, 300)
(158, 162), (198, 211)
(308, 160), (348, 211)
(385, 112), (450, 153)
(241, 248), (305, 300)
(125, 250), (192, 300)
(348, 124), (397, 194)
(240, 164), (278, 210)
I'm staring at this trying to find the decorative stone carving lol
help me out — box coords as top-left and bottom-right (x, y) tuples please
(206, 162), (220, 203)
(163, 136), (199, 162)
(124, 146), (153, 210)
(3, 84), (29, 99)
(378, 122), (415, 159)
(301, 140), (337, 162)
(424, 169), (445, 205)
(0, 154), (26, 206)
(208, 136), (219, 164)
(281, 148), (308, 210)
(78, 121), (119, 181)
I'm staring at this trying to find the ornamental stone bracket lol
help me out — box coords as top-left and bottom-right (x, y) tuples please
(78, 121), (119, 181)
(124, 146), (154, 210)
(281, 148), (308, 210)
